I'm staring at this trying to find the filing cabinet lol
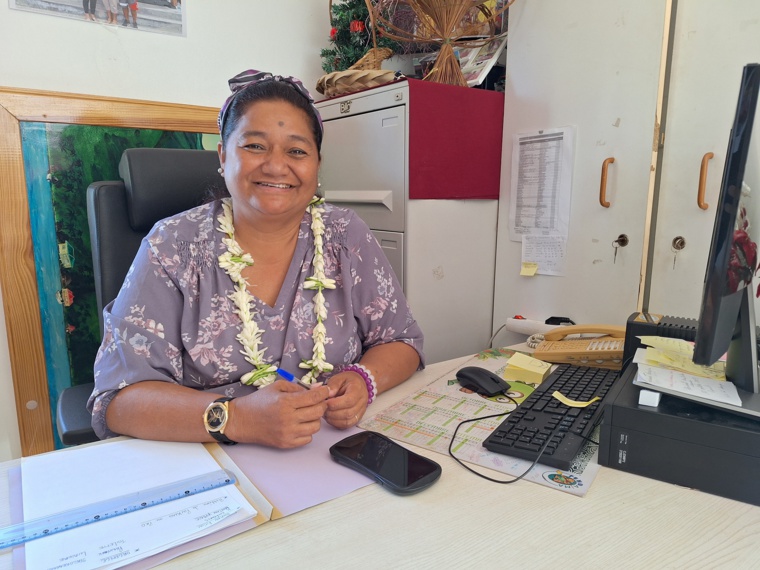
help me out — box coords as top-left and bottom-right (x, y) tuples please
(316, 79), (504, 363)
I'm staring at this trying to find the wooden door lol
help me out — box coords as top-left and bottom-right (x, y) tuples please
(647, 1), (760, 319)
(493, 0), (670, 344)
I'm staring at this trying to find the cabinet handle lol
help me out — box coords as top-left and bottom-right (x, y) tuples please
(323, 189), (393, 210)
(599, 157), (615, 208)
(697, 152), (713, 210)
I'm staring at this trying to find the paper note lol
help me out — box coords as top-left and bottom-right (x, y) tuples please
(637, 336), (694, 356)
(645, 347), (726, 380)
(635, 363), (742, 406)
(520, 262), (539, 276)
(503, 352), (552, 384)
(633, 342), (726, 381)
(522, 235), (567, 276)
(552, 391), (600, 408)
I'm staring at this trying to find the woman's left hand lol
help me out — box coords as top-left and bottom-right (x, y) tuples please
(323, 370), (369, 429)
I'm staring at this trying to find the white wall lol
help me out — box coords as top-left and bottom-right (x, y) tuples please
(0, 0), (329, 460)
(0, 0), (328, 107)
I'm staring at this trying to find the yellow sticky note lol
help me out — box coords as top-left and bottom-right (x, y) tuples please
(503, 352), (552, 384)
(644, 347), (726, 381)
(638, 336), (694, 356)
(552, 391), (600, 408)
(520, 262), (538, 276)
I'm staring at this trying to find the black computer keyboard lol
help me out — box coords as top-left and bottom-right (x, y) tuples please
(482, 364), (620, 471)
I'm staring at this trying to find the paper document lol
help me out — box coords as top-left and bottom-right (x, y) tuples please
(634, 363), (742, 407)
(26, 488), (247, 570)
(223, 422), (373, 518)
(522, 235), (567, 276)
(509, 127), (575, 241)
(21, 439), (257, 570)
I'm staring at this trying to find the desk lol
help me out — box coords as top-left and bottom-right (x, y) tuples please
(3, 356), (760, 569)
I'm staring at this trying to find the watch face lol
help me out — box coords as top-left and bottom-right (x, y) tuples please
(205, 403), (227, 432)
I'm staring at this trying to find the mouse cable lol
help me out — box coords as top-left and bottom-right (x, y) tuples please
(448, 412), (554, 484)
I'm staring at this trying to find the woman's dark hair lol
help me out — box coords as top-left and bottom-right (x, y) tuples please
(206, 80), (323, 202)
(220, 80), (323, 155)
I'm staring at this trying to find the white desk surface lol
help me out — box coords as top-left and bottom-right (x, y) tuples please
(4, 355), (760, 569)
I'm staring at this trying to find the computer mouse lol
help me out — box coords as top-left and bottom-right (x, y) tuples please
(455, 366), (510, 397)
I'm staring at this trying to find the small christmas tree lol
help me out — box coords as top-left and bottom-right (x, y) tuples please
(320, 0), (399, 73)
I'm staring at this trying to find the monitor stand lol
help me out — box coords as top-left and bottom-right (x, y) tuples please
(639, 383), (760, 420)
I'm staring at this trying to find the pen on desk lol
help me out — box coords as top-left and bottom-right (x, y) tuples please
(276, 368), (315, 391)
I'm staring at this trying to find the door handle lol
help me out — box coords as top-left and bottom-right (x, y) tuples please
(697, 152), (713, 210)
(599, 157), (615, 208)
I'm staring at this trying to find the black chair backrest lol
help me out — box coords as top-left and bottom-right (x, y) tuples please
(88, 148), (221, 333)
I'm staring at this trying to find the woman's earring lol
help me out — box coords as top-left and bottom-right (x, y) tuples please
(318, 182), (322, 188)
(217, 167), (224, 176)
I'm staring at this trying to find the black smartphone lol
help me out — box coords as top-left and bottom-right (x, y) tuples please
(329, 431), (442, 495)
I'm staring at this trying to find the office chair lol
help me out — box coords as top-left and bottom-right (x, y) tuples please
(56, 147), (221, 446)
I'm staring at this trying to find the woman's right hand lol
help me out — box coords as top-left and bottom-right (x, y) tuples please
(225, 380), (332, 448)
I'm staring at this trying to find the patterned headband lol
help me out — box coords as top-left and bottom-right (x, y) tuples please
(217, 69), (323, 136)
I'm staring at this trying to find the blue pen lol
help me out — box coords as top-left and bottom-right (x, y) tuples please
(276, 368), (314, 390)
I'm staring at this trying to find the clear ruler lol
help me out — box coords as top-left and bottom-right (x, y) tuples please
(0, 468), (236, 550)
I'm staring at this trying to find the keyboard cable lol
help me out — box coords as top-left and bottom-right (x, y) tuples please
(448, 410), (554, 484)
(447, 390), (602, 483)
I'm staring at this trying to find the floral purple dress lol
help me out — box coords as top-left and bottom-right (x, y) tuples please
(88, 200), (424, 439)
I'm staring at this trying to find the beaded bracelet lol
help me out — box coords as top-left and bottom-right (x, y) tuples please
(341, 363), (377, 405)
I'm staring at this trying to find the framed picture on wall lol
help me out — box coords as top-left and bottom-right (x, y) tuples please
(0, 87), (218, 456)
(9, 0), (186, 36)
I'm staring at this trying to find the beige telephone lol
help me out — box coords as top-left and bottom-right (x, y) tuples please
(533, 324), (626, 370)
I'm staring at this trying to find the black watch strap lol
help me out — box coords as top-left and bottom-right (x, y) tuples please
(211, 432), (237, 445)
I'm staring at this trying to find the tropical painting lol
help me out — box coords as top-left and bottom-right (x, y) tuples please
(20, 122), (216, 447)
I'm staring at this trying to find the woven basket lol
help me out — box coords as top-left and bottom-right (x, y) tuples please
(316, 69), (400, 98)
(349, 46), (393, 70)
(316, 0), (397, 98)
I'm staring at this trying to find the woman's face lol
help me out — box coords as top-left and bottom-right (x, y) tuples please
(218, 99), (320, 221)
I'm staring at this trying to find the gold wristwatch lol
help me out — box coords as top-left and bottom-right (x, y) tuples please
(203, 397), (237, 445)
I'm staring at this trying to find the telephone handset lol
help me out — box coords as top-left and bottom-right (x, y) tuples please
(533, 324), (626, 370)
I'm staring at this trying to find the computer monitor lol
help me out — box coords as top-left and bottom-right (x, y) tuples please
(692, 63), (760, 416)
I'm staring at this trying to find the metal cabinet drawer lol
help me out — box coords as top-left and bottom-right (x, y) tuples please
(320, 105), (406, 233)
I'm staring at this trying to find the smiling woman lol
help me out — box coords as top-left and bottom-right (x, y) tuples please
(89, 69), (425, 450)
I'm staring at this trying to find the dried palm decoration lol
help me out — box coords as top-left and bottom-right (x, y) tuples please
(370, 0), (515, 87)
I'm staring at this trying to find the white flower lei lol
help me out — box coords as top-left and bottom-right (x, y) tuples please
(217, 196), (336, 386)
